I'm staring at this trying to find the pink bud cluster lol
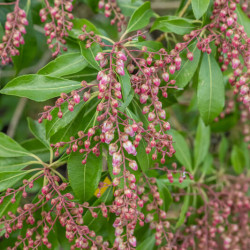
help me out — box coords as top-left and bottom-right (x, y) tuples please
(40, 0), (74, 57)
(173, 176), (250, 250)
(38, 81), (95, 125)
(0, 1), (28, 65)
(0, 169), (109, 249)
(98, 0), (126, 32)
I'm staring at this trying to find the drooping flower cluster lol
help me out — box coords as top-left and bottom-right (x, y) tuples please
(0, 0), (28, 65)
(39, 0), (74, 56)
(0, 169), (111, 250)
(98, 0), (126, 32)
(172, 176), (250, 250)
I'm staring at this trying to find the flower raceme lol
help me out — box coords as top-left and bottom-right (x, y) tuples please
(39, 0), (74, 57)
(0, 1), (28, 65)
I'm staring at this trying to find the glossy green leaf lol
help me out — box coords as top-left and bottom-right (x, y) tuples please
(192, 0), (210, 19)
(169, 130), (192, 171)
(194, 118), (210, 168)
(68, 151), (102, 201)
(0, 157), (33, 172)
(0, 171), (28, 192)
(117, 0), (144, 16)
(27, 118), (50, 149)
(197, 53), (225, 125)
(219, 136), (228, 163)
(0, 75), (81, 102)
(83, 187), (113, 232)
(231, 145), (245, 174)
(64, 67), (98, 82)
(136, 138), (153, 172)
(126, 1), (153, 34)
(201, 153), (213, 175)
(156, 179), (173, 212)
(46, 95), (97, 138)
(236, 5), (250, 36)
(151, 16), (196, 35)
(68, 18), (100, 39)
(175, 192), (190, 228)
(79, 42), (102, 71)
(132, 41), (163, 52)
(172, 41), (201, 88)
(137, 235), (155, 250)
(0, 192), (22, 218)
(38, 53), (87, 77)
(0, 132), (31, 158)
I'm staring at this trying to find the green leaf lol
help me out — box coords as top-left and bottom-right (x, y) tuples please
(201, 153), (213, 175)
(27, 118), (50, 149)
(194, 118), (210, 168)
(211, 113), (237, 132)
(132, 41), (163, 52)
(64, 67), (98, 82)
(156, 179), (173, 212)
(38, 53), (87, 77)
(0, 157), (32, 171)
(118, 69), (134, 111)
(192, 0), (210, 19)
(0, 75), (81, 102)
(68, 151), (102, 201)
(175, 192), (190, 228)
(0, 192), (22, 218)
(83, 186), (113, 232)
(219, 136), (228, 163)
(169, 130), (192, 171)
(79, 42), (102, 71)
(117, 0), (144, 16)
(151, 16), (196, 35)
(136, 235), (155, 250)
(126, 1), (153, 34)
(0, 171), (28, 192)
(231, 145), (245, 174)
(197, 53), (225, 124)
(68, 18), (100, 39)
(0, 132), (31, 158)
(46, 95), (97, 137)
(171, 41), (201, 88)
(236, 5), (250, 37)
(136, 138), (153, 172)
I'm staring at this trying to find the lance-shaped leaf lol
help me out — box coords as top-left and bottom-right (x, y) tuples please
(194, 118), (210, 168)
(0, 171), (28, 192)
(236, 5), (250, 36)
(197, 53), (225, 125)
(79, 42), (102, 71)
(175, 192), (190, 228)
(38, 52), (88, 78)
(0, 132), (32, 158)
(231, 145), (245, 174)
(0, 75), (82, 102)
(68, 151), (103, 201)
(169, 130), (192, 171)
(192, 0), (210, 20)
(156, 179), (173, 212)
(171, 41), (201, 88)
(126, 1), (153, 34)
(151, 16), (197, 35)
(27, 118), (50, 149)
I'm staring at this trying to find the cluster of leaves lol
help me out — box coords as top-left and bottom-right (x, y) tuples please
(0, 0), (249, 249)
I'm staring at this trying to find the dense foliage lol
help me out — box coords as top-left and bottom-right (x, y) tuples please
(0, 0), (249, 249)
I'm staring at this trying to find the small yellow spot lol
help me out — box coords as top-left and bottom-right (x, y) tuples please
(94, 177), (112, 197)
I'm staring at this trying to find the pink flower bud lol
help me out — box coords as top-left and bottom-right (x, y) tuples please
(116, 51), (127, 61)
(95, 52), (104, 61)
(112, 152), (122, 167)
(232, 58), (240, 69)
(169, 64), (176, 74)
(162, 72), (169, 82)
(153, 77), (161, 87)
(116, 66), (125, 76)
(227, 17), (234, 26)
(129, 236), (136, 247)
(174, 56), (182, 67)
(129, 160), (138, 171)
(73, 94), (80, 103)
(123, 141), (137, 156)
(187, 51), (193, 61)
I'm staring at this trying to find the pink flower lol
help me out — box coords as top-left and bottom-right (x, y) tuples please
(112, 152), (122, 167)
(123, 141), (137, 156)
